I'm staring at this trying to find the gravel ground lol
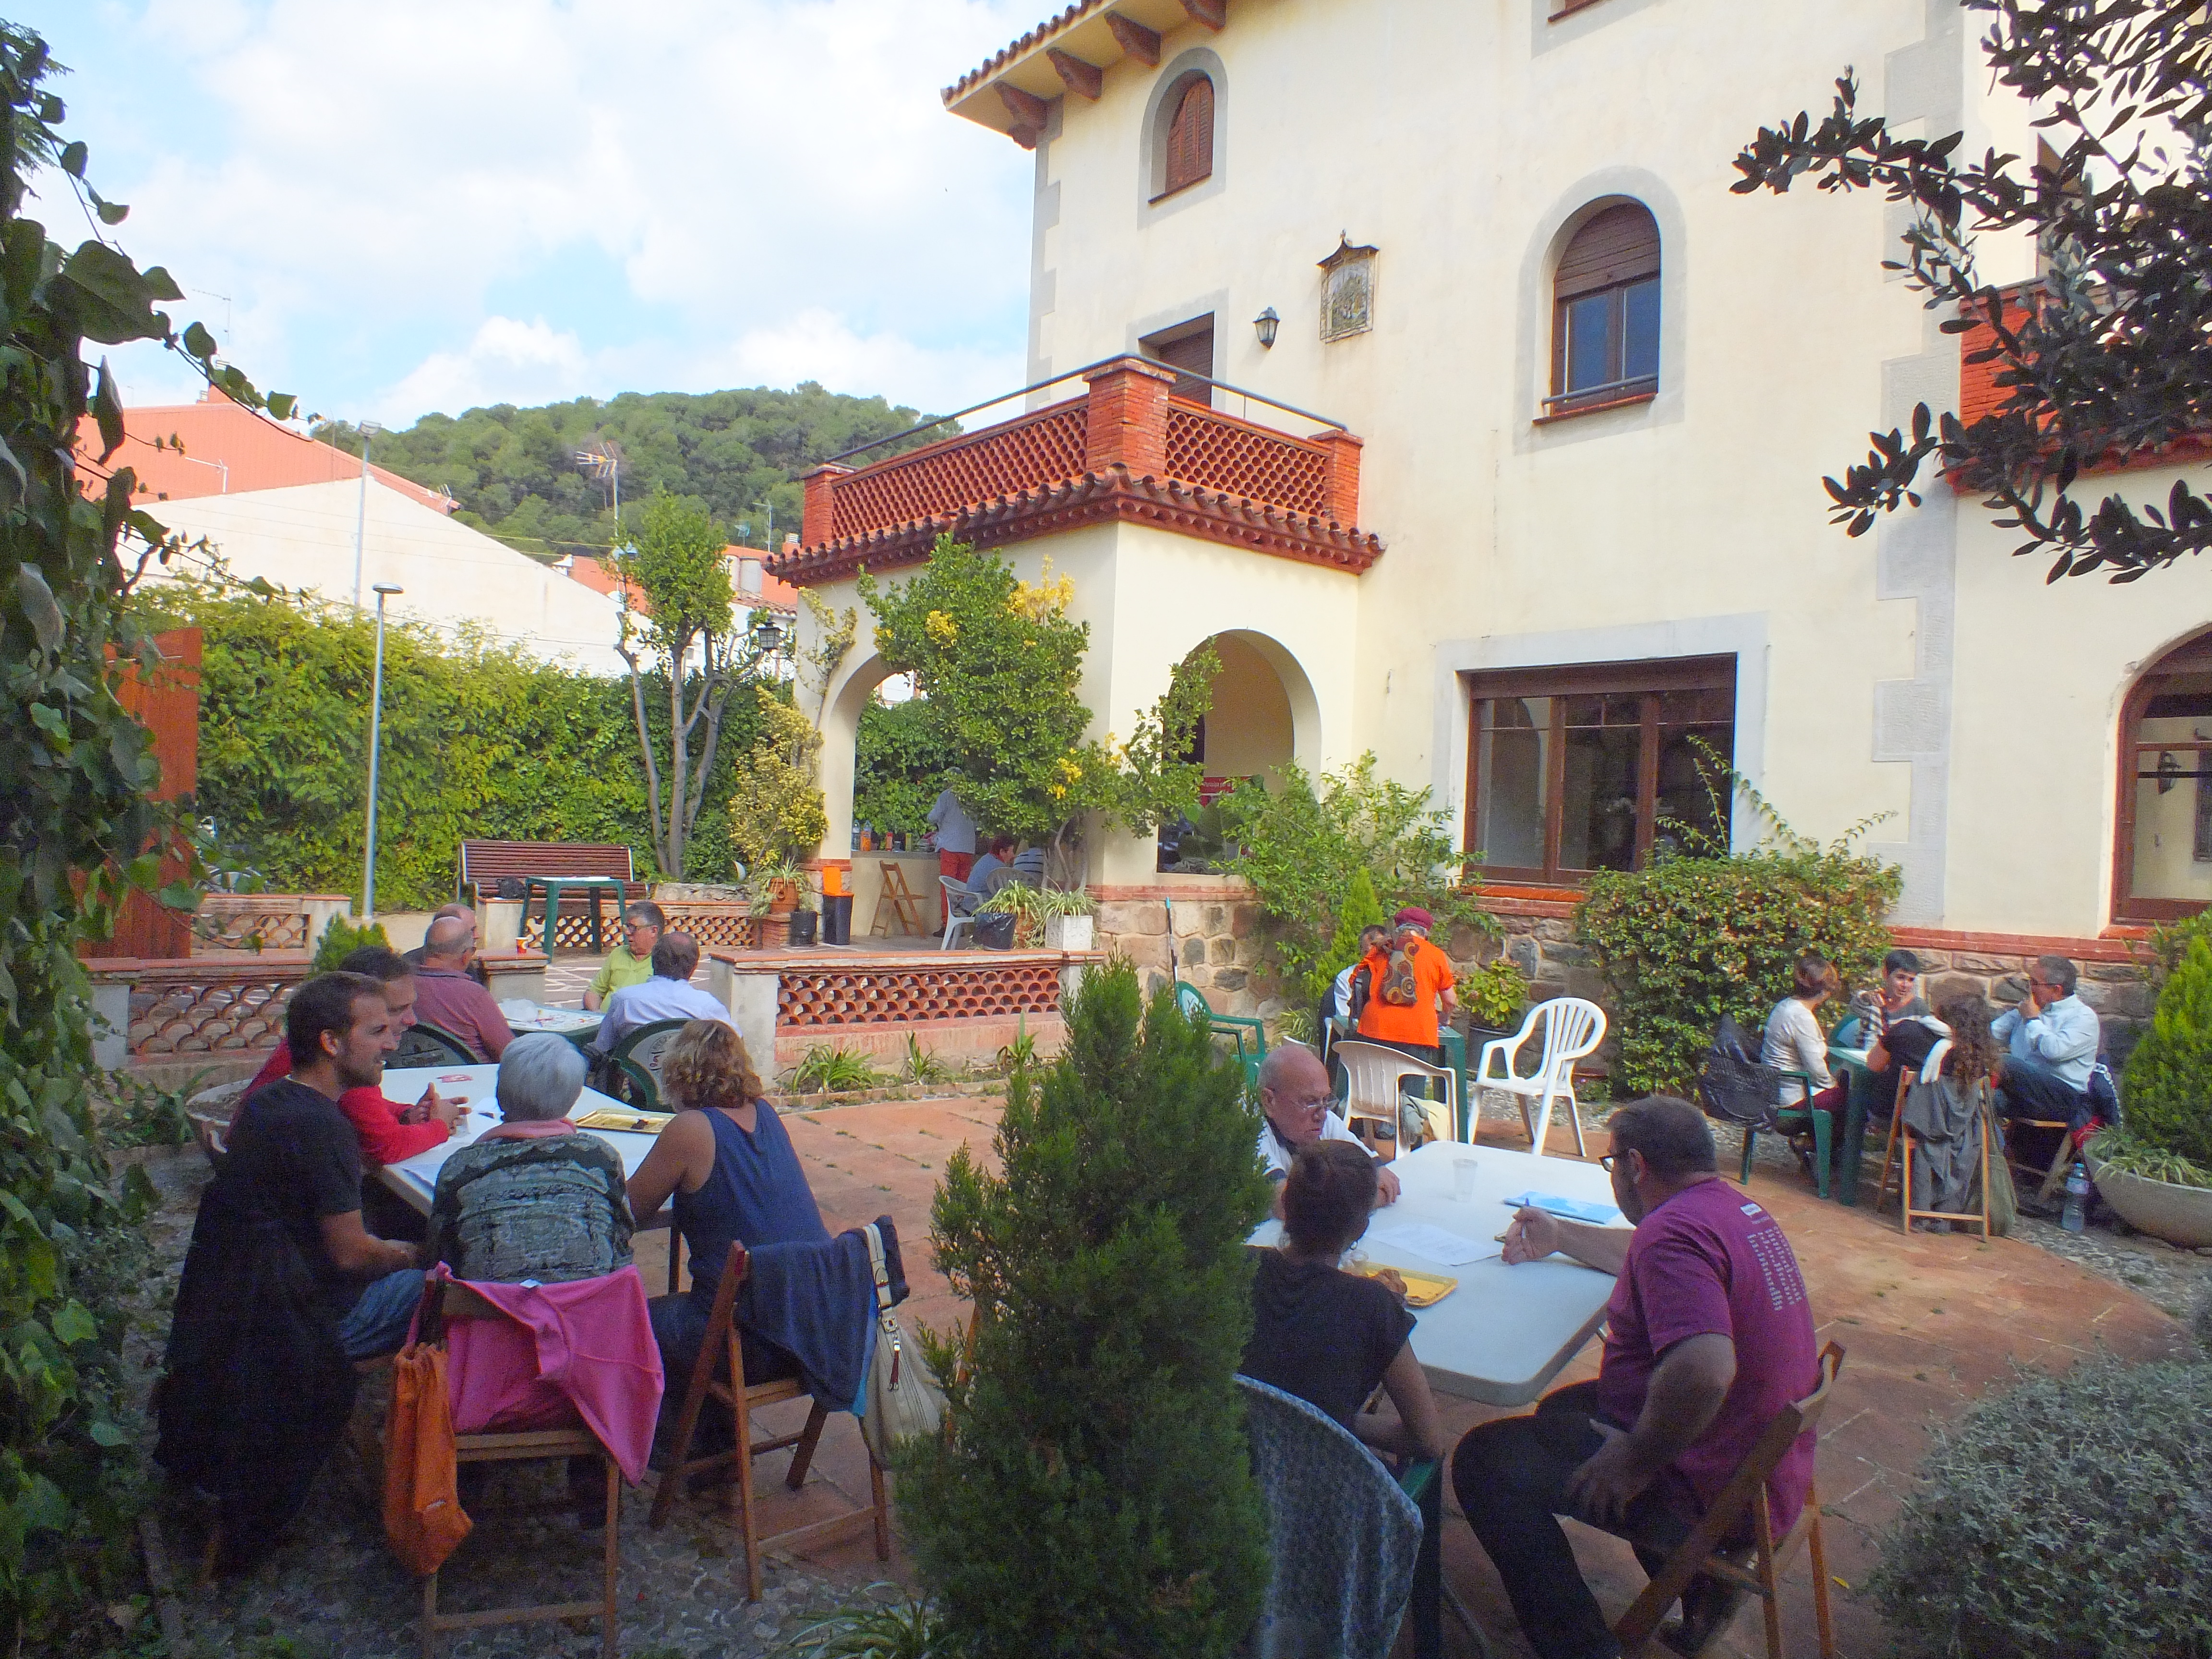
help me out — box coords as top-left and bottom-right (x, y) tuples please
(120, 1146), (882, 1659)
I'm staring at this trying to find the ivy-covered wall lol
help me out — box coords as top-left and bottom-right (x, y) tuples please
(139, 581), (770, 910)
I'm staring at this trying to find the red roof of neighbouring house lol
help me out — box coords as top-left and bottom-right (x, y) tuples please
(562, 547), (799, 613)
(75, 388), (455, 514)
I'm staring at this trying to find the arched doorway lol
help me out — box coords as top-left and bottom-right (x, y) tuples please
(2114, 627), (2212, 922)
(1156, 629), (1317, 874)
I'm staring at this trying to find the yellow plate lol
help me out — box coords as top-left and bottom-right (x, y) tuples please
(1353, 1262), (1458, 1308)
(575, 1108), (675, 1134)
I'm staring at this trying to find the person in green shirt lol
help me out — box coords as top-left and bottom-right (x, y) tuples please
(583, 902), (664, 1010)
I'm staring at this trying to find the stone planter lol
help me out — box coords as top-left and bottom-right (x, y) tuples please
(1043, 913), (1094, 952)
(480, 897), (524, 953)
(2088, 1151), (2212, 1248)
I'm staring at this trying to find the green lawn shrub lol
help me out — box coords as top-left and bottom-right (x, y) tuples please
(137, 578), (772, 908)
(2116, 935), (2212, 1169)
(900, 960), (1271, 1657)
(1576, 792), (1898, 1094)
(1867, 1353), (2212, 1659)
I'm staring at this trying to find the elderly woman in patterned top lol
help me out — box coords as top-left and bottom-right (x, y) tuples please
(428, 1034), (633, 1283)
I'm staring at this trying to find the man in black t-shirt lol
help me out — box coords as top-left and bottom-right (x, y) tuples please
(222, 972), (427, 1356)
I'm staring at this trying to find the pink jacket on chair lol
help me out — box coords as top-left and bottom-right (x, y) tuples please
(440, 1264), (664, 1483)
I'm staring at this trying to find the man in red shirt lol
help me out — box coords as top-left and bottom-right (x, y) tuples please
(1453, 1095), (1820, 1659)
(238, 946), (463, 1166)
(411, 915), (512, 1060)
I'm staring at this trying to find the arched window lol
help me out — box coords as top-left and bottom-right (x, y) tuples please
(2115, 630), (2212, 921)
(1548, 202), (1661, 415)
(1160, 74), (1214, 196)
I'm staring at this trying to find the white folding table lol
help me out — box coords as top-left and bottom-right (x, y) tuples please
(377, 1063), (664, 1217)
(1250, 1138), (1628, 1405)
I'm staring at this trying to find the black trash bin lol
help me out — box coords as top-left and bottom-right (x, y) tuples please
(974, 912), (1016, 950)
(786, 910), (817, 947)
(821, 893), (854, 946)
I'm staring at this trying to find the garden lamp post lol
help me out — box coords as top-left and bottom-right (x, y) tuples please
(351, 420), (383, 609)
(362, 583), (403, 920)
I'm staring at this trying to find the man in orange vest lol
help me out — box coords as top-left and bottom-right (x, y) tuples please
(1356, 905), (1459, 1069)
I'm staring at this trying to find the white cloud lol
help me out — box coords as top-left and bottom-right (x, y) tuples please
(57, 0), (1043, 421)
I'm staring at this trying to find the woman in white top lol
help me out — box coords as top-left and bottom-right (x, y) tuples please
(1761, 953), (1844, 1112)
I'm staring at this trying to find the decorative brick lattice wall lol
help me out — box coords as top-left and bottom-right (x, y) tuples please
(130, 967), (304, 1057)
(777, 962), (1064, 1027)
(830, 401), (1090, 540)
(659, 904), (758, 950)
(192, 904), (310, 952)
(1164, 406), (1331, 517)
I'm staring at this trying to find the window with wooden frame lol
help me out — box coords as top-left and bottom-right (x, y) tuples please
(1546, 202), (1661, 418)
(1158, 74), (1214, 198)
(1467, 656), (1734, 885)
(2114, 630), (2212, 922)
(1139, 315), (1215, 403)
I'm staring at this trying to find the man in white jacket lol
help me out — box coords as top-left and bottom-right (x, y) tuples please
(1991, 955), (2101, 1130)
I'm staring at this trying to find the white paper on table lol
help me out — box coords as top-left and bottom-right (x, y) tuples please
(1362, 1215), (1496, 1266)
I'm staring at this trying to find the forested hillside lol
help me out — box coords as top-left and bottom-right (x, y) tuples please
(316, 382), (950, 561)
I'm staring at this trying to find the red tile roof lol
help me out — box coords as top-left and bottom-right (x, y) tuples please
(75, 390), (454, 515)
(944, 1), (1109, 103)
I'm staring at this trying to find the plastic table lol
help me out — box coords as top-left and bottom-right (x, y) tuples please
(499, 999), (603, 1050)
(1827, 1044), (1883, 1207)
(523, 874), (628, 955)
(377, 1063), (661, 1216)
(1249, 1139), (1626, 1405)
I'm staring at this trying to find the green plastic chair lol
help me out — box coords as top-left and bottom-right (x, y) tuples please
(1174, 980), (1267, 1090)
(394, 1022), (477, 1068)
(608, 1019), (691, 1110)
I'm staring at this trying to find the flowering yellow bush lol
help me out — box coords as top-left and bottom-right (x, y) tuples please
(1007, 558), (1075, 622)
(925, 609), (959, 645)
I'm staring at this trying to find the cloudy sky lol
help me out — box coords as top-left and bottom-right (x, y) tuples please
(29, 0), (1040, 425)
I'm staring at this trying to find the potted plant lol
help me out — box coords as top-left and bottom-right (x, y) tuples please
(749, 856), (806, 950)
(974, 882), (1041, 949)
(1461, 953), (1531, 1052)
(2086, 935), (2212, 1246)
(787, 876), (820, 948)
(1037, 886), (1097, 952)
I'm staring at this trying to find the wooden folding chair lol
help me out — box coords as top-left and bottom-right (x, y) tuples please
(2001, 1114), (2077, 1206)
(1613, 1342), (1845, 1659)
(870, 861), (927, 938)
(648, 1240), (889, 1599)
(406, 1279), (621, 1659)
(1877, 1074), (1994, 1238)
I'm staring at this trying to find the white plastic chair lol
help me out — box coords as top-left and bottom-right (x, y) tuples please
(1334, 1039), (1458, 1150)
(939, 876), (977, 950)
(1476, 997), (1606, 1159)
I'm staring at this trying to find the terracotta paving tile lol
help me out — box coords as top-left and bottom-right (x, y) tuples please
(687, 1096), (2195, 1655)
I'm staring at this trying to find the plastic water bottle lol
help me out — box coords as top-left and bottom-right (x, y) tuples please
(2061, 1162), (2091, 1233)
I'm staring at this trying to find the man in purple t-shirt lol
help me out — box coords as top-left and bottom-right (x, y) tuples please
(1452, 1095), (1819, 1659)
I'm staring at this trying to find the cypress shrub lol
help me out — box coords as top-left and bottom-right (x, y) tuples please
(2117, 935), (2212, 1168)
(901, 960), (1272, 1657)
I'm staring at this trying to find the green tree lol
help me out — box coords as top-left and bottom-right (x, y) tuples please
(1314, 866), (1387, 1003)
(1731, 2), (2212, 581)
(726, 695), (828, 872)
(0, 28), (290, 1645)
(858, 537), (1213, 868)
(1221, 754), (1487, 1001)
(852, 693), (942, 836)
(317, 384), (953, 564)
(901, 961), (1271, 1656)
(2115, 934), (2212, 1168)
(614, 493), (760, 878)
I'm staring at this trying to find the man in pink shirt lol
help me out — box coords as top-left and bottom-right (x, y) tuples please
(1453, 1095), (1819, 1659)
(412, 915), (512, 1061)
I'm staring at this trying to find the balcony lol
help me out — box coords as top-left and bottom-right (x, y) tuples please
(775, 356), (1383, 584)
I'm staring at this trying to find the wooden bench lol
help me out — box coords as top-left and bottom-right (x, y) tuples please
(458, 841), (647, 953)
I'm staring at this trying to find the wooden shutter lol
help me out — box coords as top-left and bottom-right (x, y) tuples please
(1556, 204), (1659, 300)
(1163, 76), (1214, 194)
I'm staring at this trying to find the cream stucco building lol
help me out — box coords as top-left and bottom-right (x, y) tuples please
(780, 0), (2212, 1022)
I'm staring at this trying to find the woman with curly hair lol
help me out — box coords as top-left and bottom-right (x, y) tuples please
(626, 1021), (829, 1388)
(1893, 996), (2003, 1231)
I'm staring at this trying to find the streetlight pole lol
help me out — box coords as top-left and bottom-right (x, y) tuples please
(351, 420), (384, 609)
(362, 583), (403, 920)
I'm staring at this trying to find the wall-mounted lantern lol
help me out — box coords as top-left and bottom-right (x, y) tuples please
(1253, 306), (1280, 349)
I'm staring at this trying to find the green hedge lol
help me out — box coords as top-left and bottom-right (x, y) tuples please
(139, 580), (769, 910)
(1577, 847), (1899, 1096)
